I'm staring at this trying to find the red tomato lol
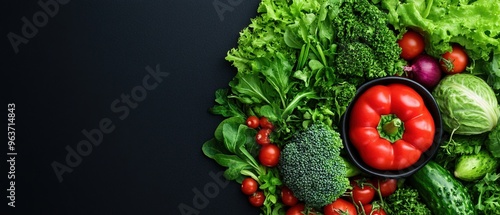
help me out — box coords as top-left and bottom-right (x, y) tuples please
(241, 177), (258, 195)
(373, 178), (397, 197)
(259, 117), (274, 130)
(246, 116), (260, 129)
(398, 30), (425, 60)
(256, 128), (272, 145)
(248, 191), (265, 207)
(259, 144), (280, 167)
(324, 198), (356, 215)
(440, 44), (468, 74)
(363, 204), (387, 215)
(286, 203), (305, 215)
(351, 181), (376, 205)
(281, 186), (298, 206)
(286, 203), (316, 215)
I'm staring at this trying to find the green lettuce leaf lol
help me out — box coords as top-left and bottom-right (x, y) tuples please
(381, 0), (500, 61)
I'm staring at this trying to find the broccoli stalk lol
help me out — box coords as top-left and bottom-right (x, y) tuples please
(278, 123), (350, 208)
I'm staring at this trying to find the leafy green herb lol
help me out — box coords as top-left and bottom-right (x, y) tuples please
(210, 89), (246, 118)
(434, 134), (487, 171)
(466, 172), (500, 215)
(486, 123), (500, 158)
(384, 186), (432, 215)
(471, 51), (500, 100)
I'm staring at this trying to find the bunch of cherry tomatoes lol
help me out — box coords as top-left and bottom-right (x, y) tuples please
(241, 116), (400, 214)
(240, 116), (280, 208)
(246, 116), (281, 168)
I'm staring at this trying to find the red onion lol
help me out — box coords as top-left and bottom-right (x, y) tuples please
(404, 54), (442, 88)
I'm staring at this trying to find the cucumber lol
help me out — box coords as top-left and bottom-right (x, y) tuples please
(408, 161), (476, 215)
(454, 150), (499, 181)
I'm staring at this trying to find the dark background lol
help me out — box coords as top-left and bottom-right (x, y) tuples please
(2, 0), (261, 214)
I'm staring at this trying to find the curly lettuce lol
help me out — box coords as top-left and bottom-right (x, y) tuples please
(379, 0), (500, 61)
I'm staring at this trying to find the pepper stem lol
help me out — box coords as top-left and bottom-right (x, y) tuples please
(377, 114), (405, 143)
(383, 118), (402, 135)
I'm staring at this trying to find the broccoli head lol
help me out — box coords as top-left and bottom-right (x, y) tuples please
(333, 0), (404, 79)
(279, 123), (349, 208)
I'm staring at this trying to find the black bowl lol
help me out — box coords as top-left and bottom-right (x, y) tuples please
(341, 77), (443, 178)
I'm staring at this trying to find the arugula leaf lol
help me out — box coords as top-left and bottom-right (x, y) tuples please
(282, 91), (317, 119)
(210, 89), (246, 118)
(229, 73), (274, 105)
(260, 53), (294, 107)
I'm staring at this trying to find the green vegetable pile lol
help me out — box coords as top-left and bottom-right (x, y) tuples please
(216, 0), (403, 137)
(434, 124), (500, 214)
(200, 0), (500, 214)
(379, 0), (500, 214)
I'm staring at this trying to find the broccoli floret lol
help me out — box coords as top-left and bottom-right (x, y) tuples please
(333, 0), (404, 79)
(279, 123), (349, 208)
(336, 42), (383, 78)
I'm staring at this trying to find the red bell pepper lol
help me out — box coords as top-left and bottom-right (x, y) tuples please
(349, 83), (435, 170)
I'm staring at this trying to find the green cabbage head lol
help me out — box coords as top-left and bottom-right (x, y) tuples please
(432, 74), (500, 135)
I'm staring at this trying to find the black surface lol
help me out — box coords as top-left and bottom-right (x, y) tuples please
(2, 1), (260, 214)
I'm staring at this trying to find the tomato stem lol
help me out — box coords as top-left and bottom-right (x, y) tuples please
(440, 57), (455, 73)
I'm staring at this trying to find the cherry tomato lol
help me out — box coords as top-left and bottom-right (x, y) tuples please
(324, 198), (357, 215)
(246, 116), (260, 129)
(363, 204), (387, 215)
(256, 128), (272, 145)
(259, 144), (280, 167)
(241, 177), (258, 195)
(259, 117), (274, 130)
(440, 44), (468, 74)
(286, 203), (315, 215)
(281, 186), (298, 206)
(398, 30), (425, 60)
(373, 178), (397, 197)
(351, 181), (376, 205)
(286, 203), (305, 215)
(248, 191), (265, 207)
